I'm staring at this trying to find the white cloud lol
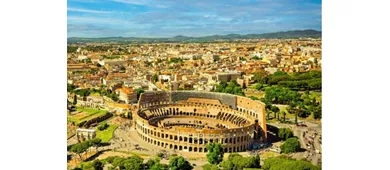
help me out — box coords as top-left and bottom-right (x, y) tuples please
(111, 0), (147, 5)
(67, 7), (112, 14)
(253, 18), (279, 23)
(218, 17), (233, 22)
(111, 0), (170, 8)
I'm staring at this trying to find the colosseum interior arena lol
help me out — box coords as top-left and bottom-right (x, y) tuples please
(133, 91), (267, 153)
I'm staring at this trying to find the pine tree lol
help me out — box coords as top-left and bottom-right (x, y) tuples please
(73, 95), (77, 105)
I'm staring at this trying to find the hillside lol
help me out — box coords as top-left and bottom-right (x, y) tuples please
(67, 29), (321, 43)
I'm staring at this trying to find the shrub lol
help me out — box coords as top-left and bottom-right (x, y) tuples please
(77, 120), (86, 127)
(280, 138), (300, 154)
(97, 123), (109, 131)
(278, 128), (294, 141)
(203, 164), (220, 170)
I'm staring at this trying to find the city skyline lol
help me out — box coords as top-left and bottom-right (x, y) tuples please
(68, 0), (322, 38)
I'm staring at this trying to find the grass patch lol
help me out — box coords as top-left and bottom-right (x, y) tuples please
(76, 107), (106, 114)
(96, 124), (118, 142)
(262, 151), (279, 159)
(68, 107), (107, 124)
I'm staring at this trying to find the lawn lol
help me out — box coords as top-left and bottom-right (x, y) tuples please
(68, 107), (107, 124)
(96, 124), (118, 142)
(262, 151), (280, 159)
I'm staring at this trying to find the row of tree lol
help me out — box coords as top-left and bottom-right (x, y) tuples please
(74, 155), (193, 170)
(253, 70), (322, 91)
(72, 141), (317, 170)
(70, 138), (102, 161)
(262, 155), (321, 170)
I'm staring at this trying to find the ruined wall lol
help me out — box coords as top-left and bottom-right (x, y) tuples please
(236, 96), (267, 140)
(138, 91), (170, 108)
(171, 91), (237, 109)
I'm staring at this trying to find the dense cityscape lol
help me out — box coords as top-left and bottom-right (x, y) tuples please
(67, 37), (322, 170)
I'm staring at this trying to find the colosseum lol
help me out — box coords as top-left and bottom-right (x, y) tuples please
(133, 91), (267, 153)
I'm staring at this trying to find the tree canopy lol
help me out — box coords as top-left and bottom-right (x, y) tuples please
(220, 153), (260, 170)
(262, 156), (321, 170)
(280, 137), (301, 154)
(214, 80), (245, 96)
(169, 156), (193, 170)
(262, 86), (302, 105)
(278, 128), (294, 141)
(206, 143), (224, 164)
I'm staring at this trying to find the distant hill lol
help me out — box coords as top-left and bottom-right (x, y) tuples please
(67, 29), (321, 43)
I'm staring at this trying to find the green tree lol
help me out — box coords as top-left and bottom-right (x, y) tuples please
(153, 74), (159, 82)
(312, 104), (322, 119)
(90, 138), (102, 152)
(68, 83), (76, 92)
(206, 143), (224, 164)
(219, 160), (234, 170)
(281, 138), (300, 154)
(253, 70), (266, 84)
(169, 156), (193, 170)
(254, 154), (261, 168)
(278, 128), (294, 141)
(146, 157), (167, 170)
(73, 95), (77, 105)
(255, 83), (263, 91)
(92, 159), (103, 170)
(122, 156), (144, 170)
(220, 153), (259, 170)
(136, 88), (145, 100)
(70, 141), (90, 161)
(202, 164), (220, 170)
(263, 156), (320, 170)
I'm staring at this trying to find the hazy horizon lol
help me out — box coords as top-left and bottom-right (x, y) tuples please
(67, 29), (321, 39)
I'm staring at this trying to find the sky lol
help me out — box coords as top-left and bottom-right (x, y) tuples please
(67, 0), (321, 38)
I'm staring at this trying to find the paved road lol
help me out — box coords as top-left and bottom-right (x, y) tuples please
(268, 122), (322, 165)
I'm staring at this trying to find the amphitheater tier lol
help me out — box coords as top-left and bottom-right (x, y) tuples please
(133, 91), (267, 153)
